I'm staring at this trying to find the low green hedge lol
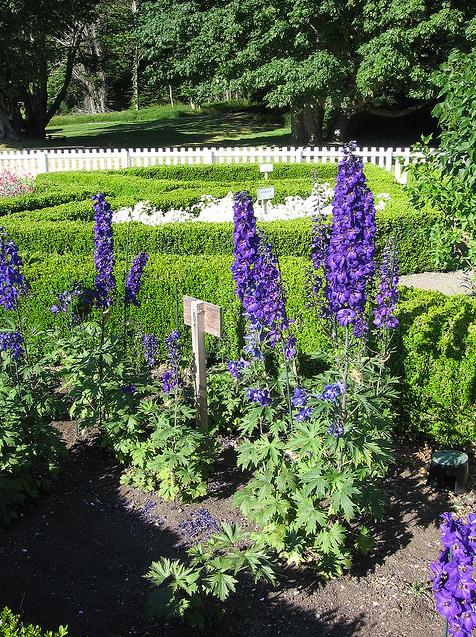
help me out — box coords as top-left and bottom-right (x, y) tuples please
(0, 162), (445, 274)
(395, 288), (476, 446)
(12, 253), (476, 446)
(3, 204), (442, 275)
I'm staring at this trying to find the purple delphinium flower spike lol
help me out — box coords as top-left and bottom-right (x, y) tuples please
(430, 513), (476, 636)
(0, 233), (29, 311)
(320, 381), (345, 403)
(0, 331), (24, 360)
(92, 194), (116, 309)
(162, 330), (182, 394)
(373, 241), (399, 329)
(247, 387), (272, 407)
(125, 252), (149, 307)
(143, 333), (160, 367)
(226, 358), (250, 380)
(323, 143), (376, 336)
(231, 193), (295, 359)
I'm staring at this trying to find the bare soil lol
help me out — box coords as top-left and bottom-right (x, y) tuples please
(1, 422), (474, 637)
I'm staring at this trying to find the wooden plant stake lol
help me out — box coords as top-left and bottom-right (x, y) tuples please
(183, 296), (221, 432)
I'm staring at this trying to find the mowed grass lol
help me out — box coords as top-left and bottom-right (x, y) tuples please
(1, 103), (291, 151)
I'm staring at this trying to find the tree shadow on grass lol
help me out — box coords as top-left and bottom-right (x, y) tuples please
(7, 111), (288, 151)
(0, 425), (368, 637)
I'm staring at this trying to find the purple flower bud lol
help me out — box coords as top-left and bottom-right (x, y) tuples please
(161, 330), (182, 394)
(143, 333), (160, 367)
(373, 241), (399, 330)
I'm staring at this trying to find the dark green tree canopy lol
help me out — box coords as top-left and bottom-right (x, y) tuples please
(139, 0), (476, 141)
(0, 0), (98, 138)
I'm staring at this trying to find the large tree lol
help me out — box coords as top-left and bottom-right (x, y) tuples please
(139, 0), (476, 142)
(0, 0), (98, 140)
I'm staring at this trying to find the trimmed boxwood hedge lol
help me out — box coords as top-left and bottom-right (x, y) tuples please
(2, 204), (442, 275)
(0, 162), (445, 274)
(11, 253), (476, 446)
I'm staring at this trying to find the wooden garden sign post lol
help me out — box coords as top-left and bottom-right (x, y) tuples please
(183, 295), (221, 433)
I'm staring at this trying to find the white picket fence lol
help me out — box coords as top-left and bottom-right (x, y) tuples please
(0, 145), (415, 183)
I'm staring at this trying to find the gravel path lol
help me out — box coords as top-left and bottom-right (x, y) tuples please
(399, 270), (470, 295)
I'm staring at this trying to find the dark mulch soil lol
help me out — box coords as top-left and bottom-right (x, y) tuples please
(1, 422), (475, 637)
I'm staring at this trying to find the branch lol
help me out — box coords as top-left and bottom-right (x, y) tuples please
(45, 25), (85, 124)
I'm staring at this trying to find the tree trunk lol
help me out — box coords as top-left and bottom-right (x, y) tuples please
(132, 0), (140, 110)
(327, 112), (351, 142)
(0, 93), (17, 141)
(73, 23), (107, 113)
(291, 104), (324, 144)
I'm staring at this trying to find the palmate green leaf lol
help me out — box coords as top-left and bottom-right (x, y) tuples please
(293, 492), (327, 534)
(204, 570), (237, 601)
(316, 523), (346, 554)
(288, 421), (323, 456)
(329, 490), (356, 520)
(236, 440), (259, 470)
(275, 467), (297, 493)
(300, 469), (329, 498)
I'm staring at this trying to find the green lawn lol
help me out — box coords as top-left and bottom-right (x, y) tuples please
(0, 104), (291, 151)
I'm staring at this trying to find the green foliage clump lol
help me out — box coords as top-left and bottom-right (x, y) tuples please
(0, 349), (65, 525)
(394, 288), (476, 446)
(0, 608), (67, 637)
(105, 397), (217, 501)
(407, 49), (476, 273)
(145, 523), (275, 628)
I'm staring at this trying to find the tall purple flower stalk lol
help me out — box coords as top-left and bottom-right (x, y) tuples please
(231, 193), (294, 360)
(315, 143), (376, 336)
(231, 192), (260, 304)
(162, 330), (182, 394)
(143, 333), (160, 367)
(0, 331), (24, 360)
(92, 194), (116, 309)
(430, 513), (476, 636)
(0, 233), (29, 311)
(125, 252), (149, 307)
(373, 242), (399, 329)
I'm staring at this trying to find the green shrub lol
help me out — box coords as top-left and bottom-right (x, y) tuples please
(2, 203), (442, 275)
(0, 608), (67, 636)
(9, 254), (475, 445)
(395, 288), (476, 446)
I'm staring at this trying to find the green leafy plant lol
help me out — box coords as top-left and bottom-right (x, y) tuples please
(407, 49), (476, 278)
(0, 607), (67, 637)
(232, 357), (396, 577)
(104, 395), (217, 501)
(145, 523), (276, 628)
(0, 348), (65, 525)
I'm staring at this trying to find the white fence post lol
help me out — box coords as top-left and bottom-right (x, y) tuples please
(40, 150), (49, 174)
(203, 147), (215, 164)
(121, 148), (130, 169)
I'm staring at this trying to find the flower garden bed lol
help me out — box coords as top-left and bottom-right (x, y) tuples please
(1, 421), (474, 637)
(0, 149), (474, 637)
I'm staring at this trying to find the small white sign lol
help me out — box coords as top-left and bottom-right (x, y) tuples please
(256, 186), (275, 201)
(259, 163), (273, 173)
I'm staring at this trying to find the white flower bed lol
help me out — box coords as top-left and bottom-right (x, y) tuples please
(112, 185), (390, 226)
